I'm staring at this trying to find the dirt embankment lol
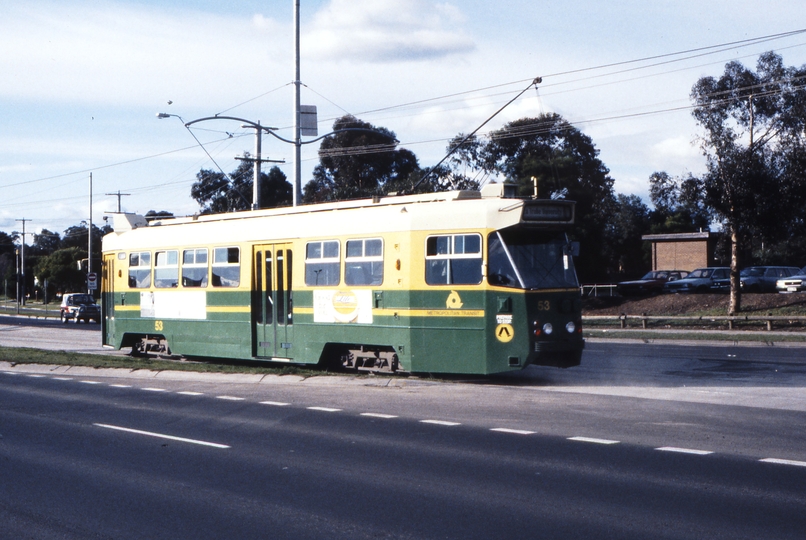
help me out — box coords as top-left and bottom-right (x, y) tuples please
(582, 292), (806, 316)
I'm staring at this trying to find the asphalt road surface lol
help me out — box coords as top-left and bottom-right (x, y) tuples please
(1, 316), (806, 538)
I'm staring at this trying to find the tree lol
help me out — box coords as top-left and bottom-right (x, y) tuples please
(145, 210), (174, 223)
(468, 113), (618, 281)
(691, 52), (806, 313)
(303, 115), (419, 203)
(35, 247), (86, 299)
(31, 229), (61, 256)
(605, 194), (651, 277)
(647, 171), (711, 234)
(191, 161), (292, 214)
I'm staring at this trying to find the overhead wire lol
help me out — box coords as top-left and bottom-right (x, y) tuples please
(3, 28), (806, 226)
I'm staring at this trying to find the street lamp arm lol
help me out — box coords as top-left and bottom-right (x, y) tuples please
(182, 115), (278, 133)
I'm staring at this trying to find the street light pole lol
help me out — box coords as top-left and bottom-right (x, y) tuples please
(88, 172), (93, 295)
(293, 0), (302, 206)
(15, 218), (30, 306)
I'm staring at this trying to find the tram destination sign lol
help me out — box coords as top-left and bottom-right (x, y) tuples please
(521, 201), (574, 223)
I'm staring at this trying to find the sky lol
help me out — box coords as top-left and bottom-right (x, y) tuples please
(2, 0), (806, 240)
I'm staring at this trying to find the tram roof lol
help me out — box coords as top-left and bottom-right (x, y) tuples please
(103, 184), (572, 251)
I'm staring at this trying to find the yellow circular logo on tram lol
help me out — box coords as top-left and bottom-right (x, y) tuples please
(332, 290), (360, 322)
(495, 323), (514, 343)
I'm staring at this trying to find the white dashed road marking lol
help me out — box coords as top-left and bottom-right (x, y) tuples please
(8, 372), (806, 466)
(568, 436), (620, 445)
(656, 447), (713, 455)
(94, 423), (230, 449)
(759, 458), (806, 467)
(491, 428), (535, 435)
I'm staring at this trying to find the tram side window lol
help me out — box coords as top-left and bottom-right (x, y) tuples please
(128, 251), (151, 288)
(345, 238), (383, 286)
(154, 250), (179, 288)
(212, 247), (240, 287)
(182, 248), (208, 287)
(305, 240), (340, 286)
(425, 234), (482, 285)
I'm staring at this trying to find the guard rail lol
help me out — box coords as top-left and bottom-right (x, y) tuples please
(583, 313), (806, 331)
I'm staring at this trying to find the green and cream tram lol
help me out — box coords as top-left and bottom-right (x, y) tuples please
(101, 184), (584, 375)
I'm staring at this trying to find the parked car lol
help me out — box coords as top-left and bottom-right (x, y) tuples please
(739, 266), (800, 293)
(663, 267), (730, 293)
(616, 270), (688, 296)
(776, 266), (806, 293)
(60, 293), (100, 323)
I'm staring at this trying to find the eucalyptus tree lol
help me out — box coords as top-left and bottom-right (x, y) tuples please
(691, 52), (806, 313)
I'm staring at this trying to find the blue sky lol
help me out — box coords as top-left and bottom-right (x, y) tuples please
(1, 0), (805, 237)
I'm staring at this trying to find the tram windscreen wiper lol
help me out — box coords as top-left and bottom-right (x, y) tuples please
(489, 229), (579, 290)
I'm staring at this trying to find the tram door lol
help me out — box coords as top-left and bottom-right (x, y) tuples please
(101, 254), (115, 347)
(253, 244), (294, 359)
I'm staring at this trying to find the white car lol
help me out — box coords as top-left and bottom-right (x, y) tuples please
(60, 293), (101, 323)
(776, 267), (806, 293)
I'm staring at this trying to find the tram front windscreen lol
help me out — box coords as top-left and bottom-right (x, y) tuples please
(488, 229), (579, 290)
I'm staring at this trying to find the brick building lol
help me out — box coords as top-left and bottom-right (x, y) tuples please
(641, 232), (719, 272)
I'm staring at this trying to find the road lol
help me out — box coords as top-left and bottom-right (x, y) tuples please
(1, 317), (806, 538)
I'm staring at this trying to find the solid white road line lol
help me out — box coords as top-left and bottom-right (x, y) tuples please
(759, 458), (806, 467)
(94, 423), (230, 449)
(360, 413), (398, 419)
(260, 401), (290, 406)
(656, 447), (713, 455)
(568, 436), (620, 445)
(491, 428), (535, 435)
(421, 420), (461, 426)
(307, 406), (341, 412)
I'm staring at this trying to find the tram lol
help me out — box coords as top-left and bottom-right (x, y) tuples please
(101, 183), (584, 375)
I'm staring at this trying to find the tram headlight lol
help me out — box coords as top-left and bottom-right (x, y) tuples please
(566, 321), (576, 333)
(542, 323), (553, 335)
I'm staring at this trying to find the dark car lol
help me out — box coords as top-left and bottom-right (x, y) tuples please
(616, 270), (688, 296)
(664, 267), (730, 293)
(739, 266), (800, 293)
(60, 293), (101, 323)
(776, 266), (806, 293)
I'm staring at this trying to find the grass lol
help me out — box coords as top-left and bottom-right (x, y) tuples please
(0, 346), (327, 376)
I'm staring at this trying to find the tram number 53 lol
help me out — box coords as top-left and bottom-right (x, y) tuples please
(536, 301), (550, 311)
(155, 320), (164, 331)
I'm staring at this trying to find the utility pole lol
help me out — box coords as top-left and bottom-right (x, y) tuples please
(105, 190), (130, 213)
(15, 218), (30, 306)
(234, 122), (284, 210)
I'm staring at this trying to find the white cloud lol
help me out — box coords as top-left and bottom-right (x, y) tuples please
(306, 0), (475, 63)
(0, 2), (289, 108)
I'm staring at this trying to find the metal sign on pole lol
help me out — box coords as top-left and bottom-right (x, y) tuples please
(87, 272), (98, 291)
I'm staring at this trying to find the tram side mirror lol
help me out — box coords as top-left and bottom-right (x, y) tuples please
(564, 242), (580, 257)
